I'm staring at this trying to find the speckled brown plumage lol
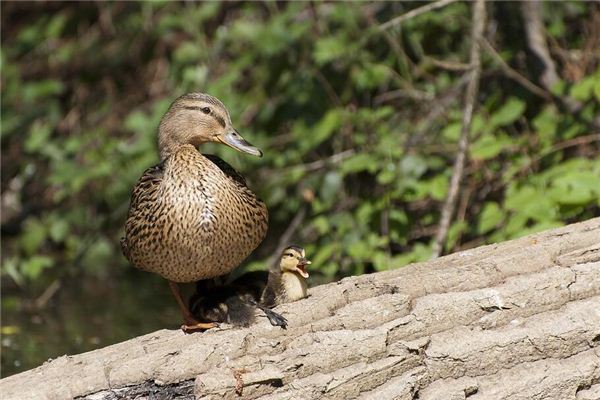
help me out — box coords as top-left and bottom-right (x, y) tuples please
(120, 93), (267, 331)
(122, 145), (267, 282)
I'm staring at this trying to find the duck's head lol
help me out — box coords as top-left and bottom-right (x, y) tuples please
(279, 245), (311, 278)
(158, 93), (262, 160)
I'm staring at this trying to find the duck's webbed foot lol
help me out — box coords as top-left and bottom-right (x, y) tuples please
(169, 280), (219, 333)
(181, 315), (219, 333)
(248, 299), (287, 328)
(262, 308), (288, 328)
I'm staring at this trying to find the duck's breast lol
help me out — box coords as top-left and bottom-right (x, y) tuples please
(125, 146), (268, 282)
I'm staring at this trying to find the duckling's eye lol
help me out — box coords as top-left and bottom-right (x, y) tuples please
(201, 107), (211, 114)
(284, 253), (293, 257)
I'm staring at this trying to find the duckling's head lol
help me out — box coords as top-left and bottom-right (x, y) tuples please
(279, 245), (311, 278)
(158, 93), (262, 161)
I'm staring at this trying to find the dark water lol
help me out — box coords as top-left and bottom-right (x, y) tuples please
(1, 270), (187, 377)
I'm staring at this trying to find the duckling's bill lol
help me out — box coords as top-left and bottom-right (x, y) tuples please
(295, 257), (311, 278)
(219, 130), (262, 157)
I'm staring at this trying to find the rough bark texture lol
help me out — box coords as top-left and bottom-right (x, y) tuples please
(2, 218), (600, 400)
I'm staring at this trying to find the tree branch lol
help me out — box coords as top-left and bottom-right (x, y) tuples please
(2, 219), (599, 399)
(431, 0), (485, 258)
(520, 1), (560, 91)
(481, 38), (552, 100)
(379, 0), (460, 31)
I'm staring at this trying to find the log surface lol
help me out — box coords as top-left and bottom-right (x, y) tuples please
(1, 218), (599, 400)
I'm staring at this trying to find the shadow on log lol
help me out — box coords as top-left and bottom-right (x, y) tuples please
(1, 218), (599, 400)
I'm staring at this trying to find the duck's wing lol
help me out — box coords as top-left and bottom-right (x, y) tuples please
(127, 162), (165, 213)
(231, 270), (270, 300)
(260, 272), (281, 309)
(203, 154), (247, 187)
(121, 162), (164, 260)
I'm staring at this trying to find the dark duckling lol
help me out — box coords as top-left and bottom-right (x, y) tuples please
(189, 272), (287, 328)
(121, 93), (268, 332)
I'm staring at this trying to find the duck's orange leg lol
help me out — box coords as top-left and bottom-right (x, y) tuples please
(168, 281), (218, 333)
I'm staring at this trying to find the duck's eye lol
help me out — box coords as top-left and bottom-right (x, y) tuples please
(284, 253), (293, 257)
(201, 107), (211, 114)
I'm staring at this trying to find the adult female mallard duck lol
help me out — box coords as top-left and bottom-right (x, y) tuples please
(261, 245), (311, 308)
(121, 93), (268, 332)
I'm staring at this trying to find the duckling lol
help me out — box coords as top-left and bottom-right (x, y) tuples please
(189, 273), (288, 328)
(120, 93), (268, 332)
(261, 245), (311, 308)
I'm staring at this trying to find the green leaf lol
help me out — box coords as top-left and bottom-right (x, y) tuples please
(23, 80), (64, 103)
(303, 110), (342, 150)
(49, 219), (70, 243)
(505, 184), (558, 221)
(314, 36), (347, 65)
(445, 220), (468, 251)
(20, 218), (47, 255)
(490, 97), (526, 127)
(21, 256), (54, 280)
(570, 75), (596, 102)
(424, 174), (448, 201)
(311, 242), (338, 268)
(533, 105), (559, 148)
(25, 120), (53, 153)
(548, 170), (600, 205)
(320, 171), (343, 203)
(340, 153), (376, 175)
(1, 258), (24, 286)
(470, 132), (512, 160)
(442, 121), (461, 141)
(352, 63), (390, 90)
(477, 202), (504, 234)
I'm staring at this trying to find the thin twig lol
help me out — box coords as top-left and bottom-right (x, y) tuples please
(374, 88), (434, 105)
(432, 0), (486, 258)
(406, 73), (471, 151)
(379, 0), (460, 31)
(521, 1), (560, 90)
(34, 280), (62, 309)
(426, 56), (472, 72)
(313, 67), (343, 108)
(481, 38), (552, 100)
(514, 133), (600, 177)
(298, 149), (355, 172)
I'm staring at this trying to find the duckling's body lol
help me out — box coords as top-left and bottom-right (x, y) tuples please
(189, 272), (287, 328)
(261, 246), (311, 308)
(121, 93), (267, 331)
(123, 145), (267, 282)
(279, 270), (309, 302)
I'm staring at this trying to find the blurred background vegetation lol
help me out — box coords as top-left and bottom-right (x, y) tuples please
(1, 1), (599, 377)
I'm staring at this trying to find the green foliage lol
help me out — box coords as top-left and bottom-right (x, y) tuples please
(2, 2), (599, 286)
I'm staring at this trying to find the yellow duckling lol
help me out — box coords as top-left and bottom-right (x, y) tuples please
(261, 245), (311, 308)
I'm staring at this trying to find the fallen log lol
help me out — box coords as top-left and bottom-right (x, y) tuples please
(1, 217), (599, 400)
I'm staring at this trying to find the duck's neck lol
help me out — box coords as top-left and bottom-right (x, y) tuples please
(160, 142), (198, 162)
(280, 271), (308, 302)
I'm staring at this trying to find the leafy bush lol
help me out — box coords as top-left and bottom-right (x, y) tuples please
(2, 1), (599, 286)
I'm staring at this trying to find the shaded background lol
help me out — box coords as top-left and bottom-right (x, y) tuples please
(1, 1), (599, 377)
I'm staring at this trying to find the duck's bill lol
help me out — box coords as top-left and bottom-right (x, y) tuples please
(295, 258), (311, 278)
(219, 131), (263, 157)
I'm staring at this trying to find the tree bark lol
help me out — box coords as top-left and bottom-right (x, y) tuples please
(2, 218), (600, 400)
